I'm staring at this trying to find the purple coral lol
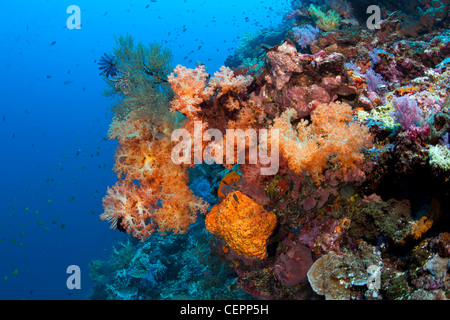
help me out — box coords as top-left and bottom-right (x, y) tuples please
(392, 95), (424, 131)
(369, 48), (381, 67)
(365, 68), (386, 92)
(292, 25), (320, 49)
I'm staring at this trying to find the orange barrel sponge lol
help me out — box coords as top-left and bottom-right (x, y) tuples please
(205, 191), (277, 259)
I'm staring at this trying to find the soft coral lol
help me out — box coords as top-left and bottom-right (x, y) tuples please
(101, 117), (209, 240)
(101, 181), (157, 241)
(273, 101), (373, 184)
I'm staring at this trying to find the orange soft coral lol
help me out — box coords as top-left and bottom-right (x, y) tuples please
(168, 64), (253, 120)
(209, 66), (253, 97)
(205, 191), (277, 259)
(102, 117), (209, 240)
(168, 64), (214, 119)
(410, 216), (433, 240)
(273, 101), (373, 184)
(101, 181), (157, 241)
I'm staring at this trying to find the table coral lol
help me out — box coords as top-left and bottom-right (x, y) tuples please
(307, 241), (382, 300)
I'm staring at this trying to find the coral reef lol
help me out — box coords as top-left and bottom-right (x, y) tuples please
(94, 0), (450, 300)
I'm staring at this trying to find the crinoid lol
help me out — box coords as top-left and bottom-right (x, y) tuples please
(98, 53), (119, 78)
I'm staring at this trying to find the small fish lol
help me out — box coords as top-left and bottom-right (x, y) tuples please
(233, 194), (240, 203)
(63, 80), (73, 85)
(69, 196), (75, 202)
(12, 133), (15, 139)
(75, 149), (81, 156)
(46, 75), (51, 79)
(2, 115), (5, 121)
(50, 41), (57, 45)
(145, 5), (149, 8)
(61, 224), (66, 229)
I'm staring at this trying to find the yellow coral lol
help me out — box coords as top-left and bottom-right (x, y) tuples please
(307, 4), (341, 31)
(357, 101), (399, 128)
(205, 191), (277, 259)
(410, 216), (433, 240)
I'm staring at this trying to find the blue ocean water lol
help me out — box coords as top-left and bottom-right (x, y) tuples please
(0, 0), (288, 299)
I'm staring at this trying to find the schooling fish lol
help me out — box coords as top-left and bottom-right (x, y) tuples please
(50, 41), (57, 45)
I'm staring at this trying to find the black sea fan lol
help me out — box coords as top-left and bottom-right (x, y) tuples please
(98, 53), (119, 78)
